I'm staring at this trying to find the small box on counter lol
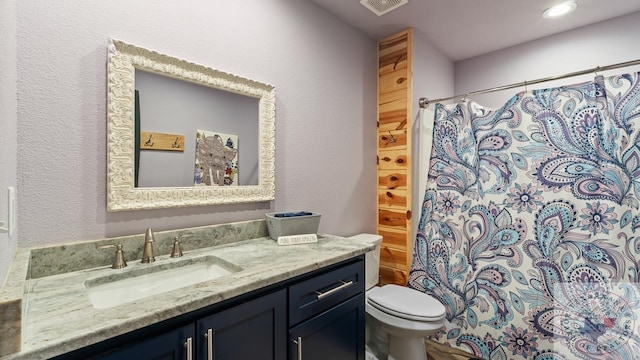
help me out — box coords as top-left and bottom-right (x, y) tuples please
(265, 211), (321, 241)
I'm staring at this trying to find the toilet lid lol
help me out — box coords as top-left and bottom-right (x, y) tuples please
(367, 284), (446, 322)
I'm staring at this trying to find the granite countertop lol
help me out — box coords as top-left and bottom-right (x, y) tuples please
(0, 226), (373, 360)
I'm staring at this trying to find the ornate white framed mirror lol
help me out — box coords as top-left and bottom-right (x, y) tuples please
(106, 39), (275, 211)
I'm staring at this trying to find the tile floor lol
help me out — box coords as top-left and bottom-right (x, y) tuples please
(425, 339), (483, 360)
(366, 339), (481, 360)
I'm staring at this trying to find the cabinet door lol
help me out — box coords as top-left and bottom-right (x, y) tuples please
(289, 293), (365, 360)
(196, 288), (286, 360)
(93, 323), (195, 360)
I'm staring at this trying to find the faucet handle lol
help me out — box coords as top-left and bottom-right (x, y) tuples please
(98, 244), (127, 269)
(170, 234), (193, 258)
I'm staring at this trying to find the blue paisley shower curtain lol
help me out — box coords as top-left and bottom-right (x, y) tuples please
(409, 72), (640, 360)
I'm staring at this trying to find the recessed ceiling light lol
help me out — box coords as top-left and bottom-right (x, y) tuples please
(543, 1), (577, 18)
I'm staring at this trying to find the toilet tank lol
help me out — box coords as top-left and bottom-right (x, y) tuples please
(349, 234), (383, 290)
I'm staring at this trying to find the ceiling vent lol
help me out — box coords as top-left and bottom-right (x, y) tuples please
(360, 0), (408, 16)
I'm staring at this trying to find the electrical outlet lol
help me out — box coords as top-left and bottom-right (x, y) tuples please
(8, 187), (15, 237)
(1, 187), (15, 237)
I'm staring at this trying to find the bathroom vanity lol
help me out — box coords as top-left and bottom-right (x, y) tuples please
(0, 220), (372, 360)
(58, 256), (364, 360)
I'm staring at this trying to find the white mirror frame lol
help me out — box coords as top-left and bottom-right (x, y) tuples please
(107, 39), (275, 211)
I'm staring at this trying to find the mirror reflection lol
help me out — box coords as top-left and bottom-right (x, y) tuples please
(134, 70), (259, 187)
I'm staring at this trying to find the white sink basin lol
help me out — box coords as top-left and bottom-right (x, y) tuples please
(85, 256), (242, 309)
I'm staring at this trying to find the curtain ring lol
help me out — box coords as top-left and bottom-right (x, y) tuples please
(524, 80), (528, 93)
(594, 66), (601, 77)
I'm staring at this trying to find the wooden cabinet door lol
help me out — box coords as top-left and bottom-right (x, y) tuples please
(289, 293), (365, 360)
(93, 323), (195, 360)
(196, 289), (287, 360)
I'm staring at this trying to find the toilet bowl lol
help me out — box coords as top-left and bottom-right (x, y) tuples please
(350, 234), (446, 360)
(366, 284), (445, 360)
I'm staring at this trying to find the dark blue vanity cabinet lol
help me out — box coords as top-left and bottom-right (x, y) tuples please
(54, 255), (364, 360)
(82, 290), (286, 360)
(288, 260), (365, 360)
(89, 323), (196, 360)
(289, 294), (364, 360)
(196, 289), (287, 359)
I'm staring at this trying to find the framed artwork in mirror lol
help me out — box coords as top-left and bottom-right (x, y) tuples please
(194, 129), (239, 187)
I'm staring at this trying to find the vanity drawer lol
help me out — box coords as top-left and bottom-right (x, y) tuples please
(289, 259), (364, 326)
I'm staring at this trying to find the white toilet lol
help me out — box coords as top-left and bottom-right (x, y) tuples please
(350, 234), (446, 360)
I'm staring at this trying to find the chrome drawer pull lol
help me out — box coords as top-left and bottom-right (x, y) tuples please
(204, 328), (214, 360)
(293, 336), (303, 360)
(184, 337), (193, 360)
(315, 280), (353, 300)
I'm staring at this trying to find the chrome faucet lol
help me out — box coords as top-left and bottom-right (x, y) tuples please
(141, 227), (155, 263)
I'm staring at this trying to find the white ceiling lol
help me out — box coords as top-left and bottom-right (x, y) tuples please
(310, 0), (640, 61)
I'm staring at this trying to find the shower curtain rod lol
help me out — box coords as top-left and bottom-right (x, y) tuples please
(418, 58), (640, 108)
